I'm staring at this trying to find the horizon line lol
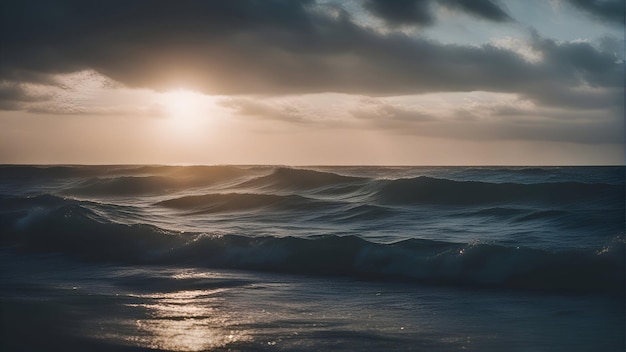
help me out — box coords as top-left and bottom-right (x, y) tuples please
(1, 163), (624, 168)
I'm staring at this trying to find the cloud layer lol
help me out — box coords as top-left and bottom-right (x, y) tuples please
(0, 0), (623, 147)
(1, 1), (622, 108)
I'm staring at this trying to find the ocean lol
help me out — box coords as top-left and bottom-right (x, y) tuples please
(0, 165), (624, 351)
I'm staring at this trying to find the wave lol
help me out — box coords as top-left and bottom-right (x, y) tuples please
(0, 164), (247, 178)
(4, 166), (624, 209)
(374, 177), (624, 205)
(458, 207), (572, 223)
(462, 166), (623, 177)
(1, 202), (180, 262)
(0, 165), (103, 180)
(462, 207), (528, 217)
(514, 210), (570, 222)
(238, 167), (366, 191)
(62, 176), (180, 196)
(156, 193), (335, 214)
(0, 193), (70, 209)
(3, 204), (623, 294)
(156, 192), (398, 219)
(60, 166), (248, 196)
(314, 204), (396, 222)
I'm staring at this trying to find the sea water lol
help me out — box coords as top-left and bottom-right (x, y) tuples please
(0, 165), (624, 351)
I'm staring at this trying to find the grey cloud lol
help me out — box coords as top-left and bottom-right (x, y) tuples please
(0, 82), (47, 103)
(440, 0), (511, 22)
(566, 0), (625, 25)
(362, 0), (435, 26)
(0, 83), (30, 105)
(0, 98), (22, 111)
(0, 79), (164, 116)
(0, 0), (317, 88)
(598, 36), (625, 61)
(445, 118), (624, 144)
(0, 70), (60, 87)
(351, 99), (435, 122)
(362, 0), (511, 26)
(365, 105), (623, 144)
(344, 96), (623, 144)
(0, 81), (53, 110)
(25, 104), (87, 115)
(521, 33), (623, 112)
(23, 101), (167, 117)
(530, 33), (622, 88)
(219, 98), (311, 123)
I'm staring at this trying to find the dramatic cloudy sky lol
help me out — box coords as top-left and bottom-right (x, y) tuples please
(0, 0), (623, 165)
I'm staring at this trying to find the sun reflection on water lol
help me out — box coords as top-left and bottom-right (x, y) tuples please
(93, 268), (254, 352)
(123, 289), (251, 351)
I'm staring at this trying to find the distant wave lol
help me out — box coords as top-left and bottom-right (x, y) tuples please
(464, 167), (555, 175)
(458, 207), (572, 223)
(63, 176), (181, 196)
(3, 166), (624, 207)
(459, 166), (625, 185)
(2, 202), (623, 294)
(374, 177), (623, 205)
(59, 166), (249, 196)
(156, 193), (335, 214)
(238, 167), (367, 191)
(513, 210), (570, 222)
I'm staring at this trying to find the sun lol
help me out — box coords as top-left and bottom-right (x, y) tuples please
(154, 88), (226, 150)
(163, 89), (206, 120)
(159, 88), (211, 135)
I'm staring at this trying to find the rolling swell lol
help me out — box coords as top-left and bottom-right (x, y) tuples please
(0, 164), (247, 180)
(62, 167), (247, 197)
(239, 167), (366, 191)
(3, 204), (623, 294)
(375, 177), (624, 205)
(1, 202), (181, 262)
(62, 176), (181, 196)
(156, 193), (336, 214)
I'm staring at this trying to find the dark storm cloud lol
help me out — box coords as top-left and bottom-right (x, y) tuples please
(440, 0), (511, 22)
(0, 0), (317, 89)
(566, 0), (625, 25)
(362, 0), (435, 26)
(0, 83), (34, 103)
(0, 81), (52, 110)
(362, 0), (511, 26)
(531, 32), (622, 88)
(0, 0), (622, 115)
(522, 33), (624, 113)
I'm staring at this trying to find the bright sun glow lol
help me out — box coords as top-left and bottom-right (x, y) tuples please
(163, 89), (206, 120)
(160, 88), (212, 138)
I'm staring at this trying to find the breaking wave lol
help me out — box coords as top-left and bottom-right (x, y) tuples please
(2, 201), (623, 294)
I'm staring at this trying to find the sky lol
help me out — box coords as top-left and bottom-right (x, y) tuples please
(0, 0), (624, 165)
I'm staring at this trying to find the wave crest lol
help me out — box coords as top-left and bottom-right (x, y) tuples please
(4, 206), (623, 294)
(239, 167), (366, 191)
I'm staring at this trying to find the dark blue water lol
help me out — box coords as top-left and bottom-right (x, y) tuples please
(1, 165), (624, 351)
